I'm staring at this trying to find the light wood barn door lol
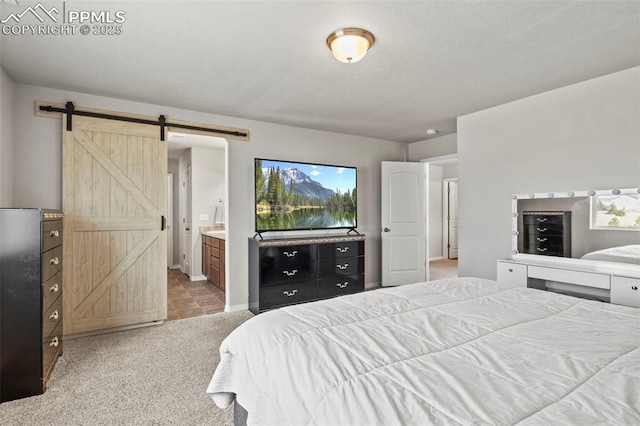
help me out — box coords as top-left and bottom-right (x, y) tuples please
(63, 115), (167, 335)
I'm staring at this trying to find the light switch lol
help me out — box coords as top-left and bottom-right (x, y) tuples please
(199, 214), (209, 221)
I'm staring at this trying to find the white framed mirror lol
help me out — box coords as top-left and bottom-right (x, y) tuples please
(511, 188), (640, 265)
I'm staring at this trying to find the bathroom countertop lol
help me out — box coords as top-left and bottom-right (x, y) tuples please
(202, 230), (225, 240)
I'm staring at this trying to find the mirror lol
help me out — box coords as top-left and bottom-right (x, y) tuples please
(512, 188), (640, 265)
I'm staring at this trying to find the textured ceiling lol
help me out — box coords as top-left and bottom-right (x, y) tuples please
(1, 1), (639, 143)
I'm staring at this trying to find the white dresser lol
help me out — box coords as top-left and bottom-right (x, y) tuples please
(497, 255), (640, 308)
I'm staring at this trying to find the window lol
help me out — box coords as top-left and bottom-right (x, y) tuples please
(591, 192), (640, 230)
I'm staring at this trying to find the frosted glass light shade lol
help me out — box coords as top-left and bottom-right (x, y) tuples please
(326, 28), (375, 63)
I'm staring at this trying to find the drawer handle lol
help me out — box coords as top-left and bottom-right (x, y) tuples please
(50, 230), (60, 237)
(536, 218), (548, 222)
(50, 283), (59, 293)
(536, 227), (548, 232)
(49, 336), (59, 348)
(49, 257), (60, 265)
(536, 237), (547, 242)
(537, 248), (548, 252)
(49, 310), (59, 320)
(632, 286), (638, 291)
(336, 247), (349, 253)
(282, 269), (298, 276)
(337, 263), (349, 270)
(283, 289), (298, 297)
(282, 250), (297, 257)
(508, 268), (513, 272)
(336, 282), (349, 289)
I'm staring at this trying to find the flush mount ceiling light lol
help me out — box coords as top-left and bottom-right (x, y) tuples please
(326, 28), (375, 63)
(426, 128), (439, 136)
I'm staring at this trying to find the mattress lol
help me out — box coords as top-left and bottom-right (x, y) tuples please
(207, 277), (640, 425)
(581, 244), (640, 265)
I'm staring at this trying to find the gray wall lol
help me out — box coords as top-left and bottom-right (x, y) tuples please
(457, 66), (640, 279)
(428, 165), (444, 259)
(0, 68), (15, 207)
(190, 146), (225, 278)
(168, 159), (180, 267)
(10, 83), (406, 310)
(408, 133), (457, 161)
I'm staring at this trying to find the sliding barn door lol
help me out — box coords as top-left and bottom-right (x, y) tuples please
(63, 115), (167, 335)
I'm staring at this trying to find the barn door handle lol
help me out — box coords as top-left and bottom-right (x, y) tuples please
(161, 215), (166, 231)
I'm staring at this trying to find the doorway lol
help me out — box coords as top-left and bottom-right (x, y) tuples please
(166, 133), (228, 320)
(423, 155), (459, 280)
(443, 178), (458, 259)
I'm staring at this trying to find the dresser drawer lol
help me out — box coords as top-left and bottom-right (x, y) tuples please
(610, 276), (640, 308)
(523, 214), (564, 226)
(528, 265), (610, 289)
(524, 224), (564, 237)
(496, 261), (527, 287)
(42, 245), (63, 282)
(319, 256), (364, 277)
(42, 220), (63, 252)
(319, 241), (364, 259)
(260, 261), (317, 286)
(42, 321), (62, 389)
(42, 270), (62, 312)
(525, 239), (565, 256)
(318, 274), (364, 298)
(259, 280), (317, 310)
(43, 294), (62, 338)
(260, 245), (316, 266)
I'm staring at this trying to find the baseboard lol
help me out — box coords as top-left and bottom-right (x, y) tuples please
(225, 303), (249, 313)
(429, 256), (445, 261)
(63, 320), (164, 340)
(190, 274), (206, 281)
(168, 265), (182, 270)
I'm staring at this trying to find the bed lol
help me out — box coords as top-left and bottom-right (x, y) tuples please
(207, 277), (640, 425)
(581, 245), (640, 265)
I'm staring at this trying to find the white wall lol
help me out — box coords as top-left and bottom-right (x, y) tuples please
(168, 158), (180, 267)
(457, 66), (640, 279)
(0, 68), (15, 206)
(190, 146), (225, 278)
(428, 165), (444, 259)
(408, 133), (457, 161)
(443, 164), (458, 179)
(11, 83), (406, 310)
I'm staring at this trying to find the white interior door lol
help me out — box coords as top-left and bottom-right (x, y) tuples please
(447, 180), (459, 259)
(381, 161), (428, 286)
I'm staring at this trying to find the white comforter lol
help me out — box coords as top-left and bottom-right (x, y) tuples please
(581, 245), (640, 265)
(207, 277), (640, 425)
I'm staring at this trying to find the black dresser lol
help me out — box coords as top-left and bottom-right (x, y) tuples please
(249, 235), (365, 314)
(0, 209), (64, 402)
(522, 211), (571, 257)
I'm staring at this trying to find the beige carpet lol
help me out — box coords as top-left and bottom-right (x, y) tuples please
(429, 258), (458, 281)
(0, 310), (254, 425)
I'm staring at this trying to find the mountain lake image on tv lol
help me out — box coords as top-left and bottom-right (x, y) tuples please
(255, 158), (357, 232)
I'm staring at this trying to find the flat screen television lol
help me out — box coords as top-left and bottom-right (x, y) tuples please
(254, 158), (357, 233)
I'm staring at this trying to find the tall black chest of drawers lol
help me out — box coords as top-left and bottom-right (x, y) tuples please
(0, 209), (64, 402)
(249, 235), (365, 314)
(522, 211), (571, 257)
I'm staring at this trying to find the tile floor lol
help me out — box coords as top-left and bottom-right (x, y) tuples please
(167, 268), (225, 321)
